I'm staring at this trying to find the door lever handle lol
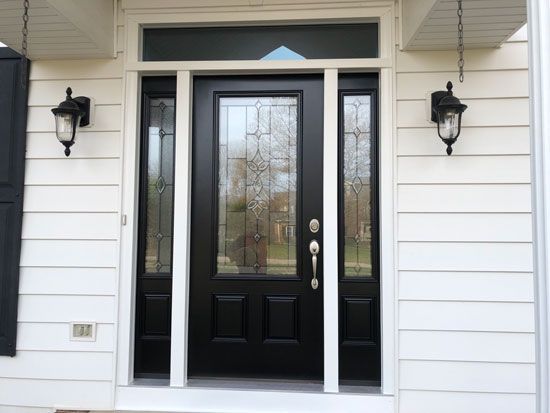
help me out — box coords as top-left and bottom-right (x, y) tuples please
(309, 240), (320, 290)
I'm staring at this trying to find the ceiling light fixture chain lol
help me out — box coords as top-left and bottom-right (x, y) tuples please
(457, 0), (465, 83)
(20, 0), (30, 87)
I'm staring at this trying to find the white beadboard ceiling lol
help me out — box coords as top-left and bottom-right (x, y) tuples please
(0, 0), (528, 59)
(402, 0), (527, 50)
(0, 0), (114, 60)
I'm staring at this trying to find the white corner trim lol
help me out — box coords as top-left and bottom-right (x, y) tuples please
(527, 1), (550, 412)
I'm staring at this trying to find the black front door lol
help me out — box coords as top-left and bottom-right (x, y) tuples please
(189, 75), (324, 380)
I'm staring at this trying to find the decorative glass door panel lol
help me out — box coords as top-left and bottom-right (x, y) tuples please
(189, 75), (323, 380)
(217, 97), (298, 276)
(342, 95), (373, 278)
(145, 98), (175, 274)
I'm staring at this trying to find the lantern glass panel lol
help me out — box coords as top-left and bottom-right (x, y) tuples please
(54, 112), (80, 142)
(438, 109), (460, 140)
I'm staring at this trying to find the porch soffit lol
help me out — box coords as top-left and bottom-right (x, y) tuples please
(402, 0), (527, 50)
(0, 0), (527, 59)
(0, 0), (114, 60)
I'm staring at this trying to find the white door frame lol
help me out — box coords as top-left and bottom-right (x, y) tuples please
(116, 3), (397, 410)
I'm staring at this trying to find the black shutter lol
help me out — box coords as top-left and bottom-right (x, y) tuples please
(0, 48), (29, 356)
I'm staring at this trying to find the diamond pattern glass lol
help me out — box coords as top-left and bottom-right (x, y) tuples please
(343, 95), (373, 278)
(144, 97), (175, 273)
(217, 96), (298, 276)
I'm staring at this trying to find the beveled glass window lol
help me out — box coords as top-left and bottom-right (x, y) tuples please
(342, 95), (374, 278)
(143, 97), (176, 273)
(217, 96), (298, 276)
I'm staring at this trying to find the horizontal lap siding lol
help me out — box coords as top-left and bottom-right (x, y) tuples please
(396, 33), (534, 412)
(399, 391), (535, 413)
(0, 52), (124, 410)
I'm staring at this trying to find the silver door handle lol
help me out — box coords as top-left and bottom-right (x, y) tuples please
(309, 239), (320, 290)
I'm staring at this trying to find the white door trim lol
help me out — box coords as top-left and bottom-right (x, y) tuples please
(323, 68), (339, 393)
(170, 70), (193, 387)
(116, 4), (397, 410)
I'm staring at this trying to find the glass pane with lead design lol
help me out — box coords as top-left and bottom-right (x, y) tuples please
(217, 96), (298, 276)
(144, 98), (175, 273)
(343, 95), (373, 278)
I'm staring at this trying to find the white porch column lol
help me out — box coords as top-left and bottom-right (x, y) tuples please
(527, 1), (550, 412)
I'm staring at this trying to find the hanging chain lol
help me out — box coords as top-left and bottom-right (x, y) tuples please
(20, 0), (30, 87)
(21, 0), (29, 58)
(457, 0), (464, 83)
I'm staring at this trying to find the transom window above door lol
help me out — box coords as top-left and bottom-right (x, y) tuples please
(142, 23), (378, 61)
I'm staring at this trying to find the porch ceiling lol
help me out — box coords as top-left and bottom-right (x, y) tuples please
(0, 0), (114, 60)
(402, 0), (527, 50)
(0, 0), (528, 59)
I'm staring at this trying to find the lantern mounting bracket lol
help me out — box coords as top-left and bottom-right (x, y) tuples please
(73, 95), (91, 127)
(430, 90), (449, 123)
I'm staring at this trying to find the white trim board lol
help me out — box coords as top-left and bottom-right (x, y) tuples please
(116, 384), (395, 413)
(170, 70), (193, 387)
(323, 68), (340, 393)
(527, 1), (550, 412)
(116, 3), (397, 411)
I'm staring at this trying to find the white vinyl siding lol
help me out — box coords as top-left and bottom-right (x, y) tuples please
(397, 26), (535, 412)
(0, 53), (123, 411)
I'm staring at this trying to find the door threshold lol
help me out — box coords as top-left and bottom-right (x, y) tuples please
(187, 377), (324, 393)
(132, 377), (170, 387)
(131, 377), (381, 395)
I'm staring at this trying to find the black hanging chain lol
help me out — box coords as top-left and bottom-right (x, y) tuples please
(20, 0), (30, 87)
(21, 0), (29, 57)
(457, 0), (464, 83)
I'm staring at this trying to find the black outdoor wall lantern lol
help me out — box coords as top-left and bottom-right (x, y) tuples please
(431, 81), (468, 155)
(51, 87), (91, 157)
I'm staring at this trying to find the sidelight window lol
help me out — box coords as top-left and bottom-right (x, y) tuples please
(143, 97), (176, 274)
(135, 77), (177, 378)
(338, 75), (380, 385)
(341, 94), (375, 279)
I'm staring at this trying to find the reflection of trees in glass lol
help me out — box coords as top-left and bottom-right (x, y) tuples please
(218, 97), (297, 275)
(343, 96), (373, 277)
(144, 98), (175, 274)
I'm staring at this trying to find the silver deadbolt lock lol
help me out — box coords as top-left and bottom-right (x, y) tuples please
(309, 219), (320, 233)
